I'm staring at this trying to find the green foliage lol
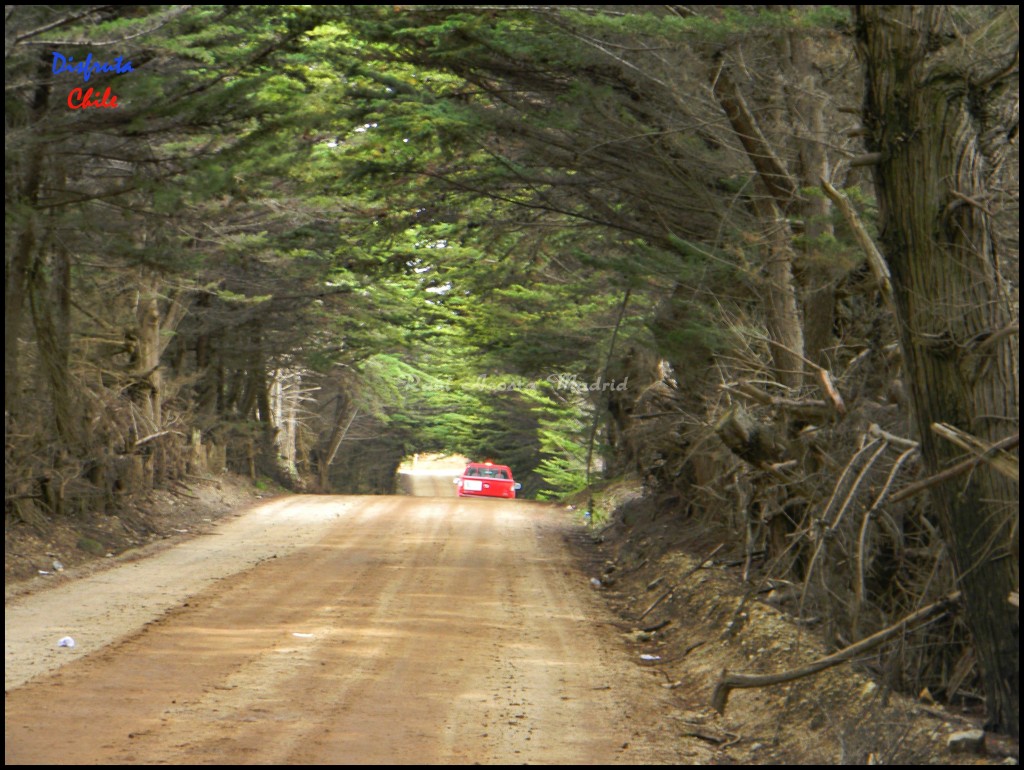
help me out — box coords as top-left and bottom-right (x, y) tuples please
(3, 4), (851, 503)
(528, 387), (593, 500)
(561, 5), (848, 42)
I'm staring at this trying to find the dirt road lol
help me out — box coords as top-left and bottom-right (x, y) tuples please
(5, 471), (707, 764)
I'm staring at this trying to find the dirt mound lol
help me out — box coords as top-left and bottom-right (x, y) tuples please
(5, 473), (269, 591)
(572, 484), (1015, 765)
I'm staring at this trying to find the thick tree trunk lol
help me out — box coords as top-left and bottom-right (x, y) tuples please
(856, 5), (1019, 737)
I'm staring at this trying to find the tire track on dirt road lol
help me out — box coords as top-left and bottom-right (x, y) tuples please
(5, 476), (709, 764)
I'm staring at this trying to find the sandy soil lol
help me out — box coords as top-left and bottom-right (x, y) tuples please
(4, 470), (712, 765)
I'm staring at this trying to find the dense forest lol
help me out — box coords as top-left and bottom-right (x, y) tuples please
(5, 5), (1018, 738)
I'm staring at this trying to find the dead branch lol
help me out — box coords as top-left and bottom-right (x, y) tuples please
(719, 382), (830, 421)
(820, 179), (894, 311)
(853, 446), (918, 635)
(798, 439), (887, 622)
(931, 422), (1018, 482)
(70, 297), (120, 333)
(889, 433), (1020, 504)
(132, 430), (175, 448)
(816, 368), (847, 416)
(947, 189), (996, 217)
(868, 423), (919, 450)
(722, 345), (846, 419)
(712, 62), (798, 205)
(830, 441), (891, 536)
(819, 438), (884, 533)
(8, 5), (115, 46)
(973, 323), (1019, 352)
(711, 591), (962, 714)
(714, 403), (787, 466)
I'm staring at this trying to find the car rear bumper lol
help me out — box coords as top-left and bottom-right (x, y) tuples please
(457, 488), (516, 499)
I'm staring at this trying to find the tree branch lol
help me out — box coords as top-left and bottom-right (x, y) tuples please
(712, 591), (962, 714)
(820, 179), (895, 312)
(888, 433), (1020, 504)
(711, 61), (798, 205)
(931, 423), (1019, 482)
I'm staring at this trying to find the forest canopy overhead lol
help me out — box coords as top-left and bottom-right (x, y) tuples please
(5, 4), (1018, 738)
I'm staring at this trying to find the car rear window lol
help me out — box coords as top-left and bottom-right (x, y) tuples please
(466, 465), (509, 479)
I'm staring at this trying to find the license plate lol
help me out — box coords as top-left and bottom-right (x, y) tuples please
(463, 480), (483, 491)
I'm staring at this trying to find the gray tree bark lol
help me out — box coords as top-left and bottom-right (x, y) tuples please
(856, 4), (1019, 737)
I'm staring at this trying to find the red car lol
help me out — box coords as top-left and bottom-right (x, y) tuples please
(454, 461), (522, 499)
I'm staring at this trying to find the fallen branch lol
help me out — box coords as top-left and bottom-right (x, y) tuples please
(714, 404), (788, 466)
(720, 382), (829, 416)
(679, 724), (739, 746)
(711, 591), (962, 714)
(168, 479), (200, 499)
(867, 423), (919, 450)
(816, 368), (847, 416)
(133, 430), (175, 448)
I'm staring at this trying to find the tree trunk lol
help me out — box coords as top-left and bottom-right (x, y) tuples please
(856, 5), (1019, 737)
(318, 402), (359, 493)
(784, 30), (837, 369)
(5, 54), (52, 416)
(133, 272), (190, 433)
(29, 240), (76, 446)
(713, 60), (806, 391)
(271, 369), (302, 477)
(757, 196), (806, 392)
(134, 278), (165, 431)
